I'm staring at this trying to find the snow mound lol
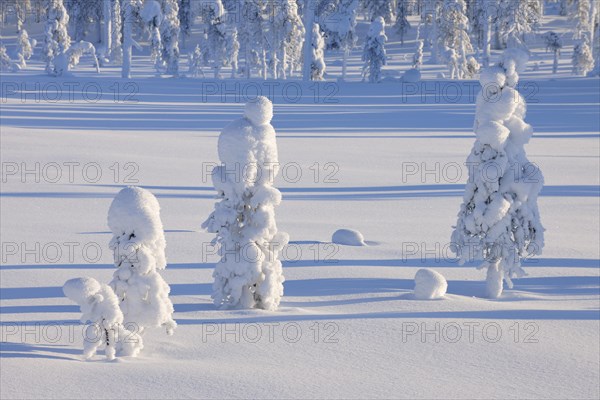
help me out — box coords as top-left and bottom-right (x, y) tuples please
(63, 277), (101, 304)
(332, 229), (366, 246)
(414, 269), (447, 299)
(108, 186), (164, 243)
(244, 96), (273, 126)
(402, 68), (421, 82)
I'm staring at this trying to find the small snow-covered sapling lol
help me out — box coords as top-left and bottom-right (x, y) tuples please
(63, 277), (143, 360)
(108, 186), (176, 335)
(203, 96), (289, 311)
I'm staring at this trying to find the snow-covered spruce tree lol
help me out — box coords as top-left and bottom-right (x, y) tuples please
(67, 0), (103, 41)
(108, 186), (177, 335)
(141, 0), (164, 73)
(437, 0), (473, 79)
(178, 0), (192, 49)
(574, 0), (591, 40)
(451, 48), (544, 299)
(200, 0), (227, 78)
(0, 45), (13, 72)
(572, 38), (595, 76)
(43, 0), (71, 75)
(366, 0), (394, 23)
(270, 0), (305, 79)
(109, 0), (122, 62)
(413, 39), (423, 69)
(52, 40), (101, 76)
(63, 277), (143, 360)
(202, 97), (289, 311)
(15, 28), (36, 69)
(310, 23), (326, 80)
(121, 0), (142, 79)
(320, 0), (358, 80)
(225, 26), (240, 78)
(494, 0), (541, 50)
(394, 0), (411, 45)
(188, 44), (206, 77)
(362, 16), (387, 83)
(238, 0), (267, 78)
(159, 0), (180, 75)
(543, 31), (562, 74)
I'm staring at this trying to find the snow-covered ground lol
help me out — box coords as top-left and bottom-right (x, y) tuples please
(1, 11), (599, 400)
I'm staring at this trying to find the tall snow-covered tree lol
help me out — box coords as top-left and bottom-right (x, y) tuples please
(493, 0), (541, 50)
(238, 0), (267, 78)
(437, 0), (473, 79)
(574, 0), (591, 39)
(310, 22), (326, 80)
(320, 0), (358, 80)
(188, 44), (205, 77)
(362, 16), (387, 83)
(394, 0), (411, 45)
(572, 38), (594, 75)
(200, 0), (227, 78)
(108, 186), (177, 335)
(178, 0), (192, 48)
(270, 0), (305, 79)
(109, 0), (122, 62)
(0, 45), (13, 72)
(121, 0), (141, 78)
(43, 0), (71, 75)
(543, 31), (562, 74)
(15, 29), (36, 68)
(202, 97), (289, 311)
(451, 48), (544, 299)
(160, 0), (180, 75)
(66, 0), (103, 41)
(140, 0), (164, 73)
(413, 39), (423, 69)
(366, 0), (394, 23)
(225, 26), (240, 78)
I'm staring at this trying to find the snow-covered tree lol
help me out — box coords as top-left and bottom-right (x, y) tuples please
(200, 0), (227, 78)
(63, 277), (143, 360)
(366, 0), (394, 23)
(413, 39), (423, 69)
(543, 31), (562, 74)
(108, 186), (177, 335)
(394, 0), (411, 45)
(109, 0), (122, 62)
(238, 0), (267, 78)
(0, 45), (14, 72)
(574, 0), (591, 39)
(362, 16), (387, 83)
(451, 48), (544, 299)
(141, 0), (164, 73)
(225, 26), (240, 78)
(14, 0), (32, 31)
(66, 0), (103, 41)
(52, 40), (100, 76)
(178, 0), (192, 48)
(572, 38), (595, 76)
(437, 0), (473, 79)
(320, 0), (358, 80)
(43, 0), (71, 75)
(160, 0), (180, 75)
(202, 97), (289, 311)
(121, 0), (142, 78)
(493, 0), (541, 50)
(311, 23), (326, 80)
(15, 29), (36, 69)
(270, 0), (305, 79)
(188, 44), (205, 77)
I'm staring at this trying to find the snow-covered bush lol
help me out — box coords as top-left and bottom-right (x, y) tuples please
(543, 31), (562, 74)
(394, 0), (411, 45)
(413, 39), (423, 69)
(43, 0), (71, 75)
(362, 16), (387, 83)
(465, 55), (480, 78)
(202, 97), (289, 311)
(52, 41), (100, 76)
(414, 269), (447, 300)
(332, 228), (365, 246)
(16, 29), (35, 69)
(572, 38), (595, 76)
(451, 48), (544, 299)
(311, 23), (326, 80)
(108, 186), (177, 335)
(63, 277), (143, 360)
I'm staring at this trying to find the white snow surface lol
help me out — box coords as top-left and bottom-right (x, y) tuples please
(332, 228), (367, 246)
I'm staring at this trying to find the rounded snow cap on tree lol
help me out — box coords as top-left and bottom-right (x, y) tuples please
(108, 186), (163, 242)
(244, 96), (273, 126)
(63, 277), (101, 304)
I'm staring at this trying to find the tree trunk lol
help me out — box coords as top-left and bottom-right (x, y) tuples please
(302, 1), (315, 81)
(486, 261), (503, 299)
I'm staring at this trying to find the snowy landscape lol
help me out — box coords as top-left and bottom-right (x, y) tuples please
(1, 0), (599, 399)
